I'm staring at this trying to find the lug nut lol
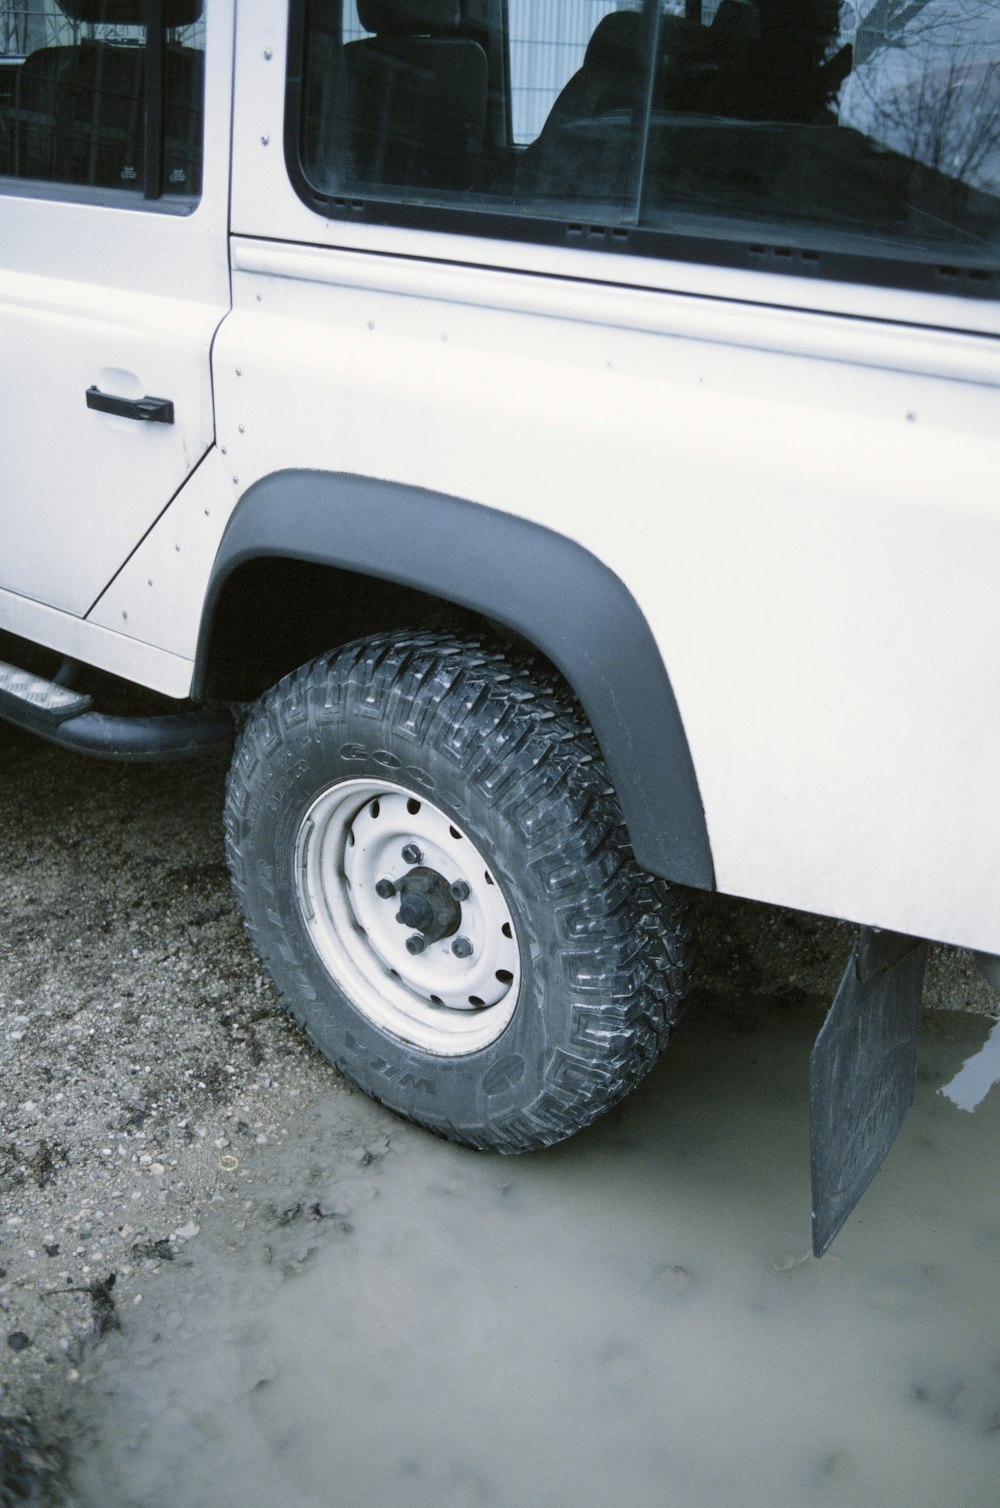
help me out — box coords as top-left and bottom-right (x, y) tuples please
(405, 935), (426, 956)
(449, 880), (471, 902)
(452, 936), (473, 959)
(402, 843), (423, 865)
(375, 878), (397, 900)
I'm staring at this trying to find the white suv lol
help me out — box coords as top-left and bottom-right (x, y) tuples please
(2, 0), (997, 1249)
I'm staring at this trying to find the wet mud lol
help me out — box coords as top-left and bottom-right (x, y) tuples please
(65, 999), (1000, 1508)
(2, 712), (998, 1506)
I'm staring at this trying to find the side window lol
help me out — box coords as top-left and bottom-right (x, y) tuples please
(298, 0), (648, 229)
(637, 1), (1000, 276)
(0, 0), (205, 199)
(292, 1), (1000, 292)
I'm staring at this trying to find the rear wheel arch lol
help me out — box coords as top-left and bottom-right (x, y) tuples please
(196, 469), (713, 891)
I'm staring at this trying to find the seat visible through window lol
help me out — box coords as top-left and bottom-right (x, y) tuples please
(342, 0), (488, 191)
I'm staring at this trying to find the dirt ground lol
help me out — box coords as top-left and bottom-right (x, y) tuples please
(0, 715), (996, 1503)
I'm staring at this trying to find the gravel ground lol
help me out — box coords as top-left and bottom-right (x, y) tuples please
(0, 714), (995, 1501)
(0, 719), (341, 1500)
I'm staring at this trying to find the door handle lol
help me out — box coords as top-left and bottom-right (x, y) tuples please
(86, 386), (175, 424)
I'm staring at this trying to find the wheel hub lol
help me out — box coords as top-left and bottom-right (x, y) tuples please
(393, 866), (462, 947)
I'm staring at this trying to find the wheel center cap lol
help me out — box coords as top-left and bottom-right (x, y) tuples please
(396, 891), (435, 933)
(393, 867), (461, 946)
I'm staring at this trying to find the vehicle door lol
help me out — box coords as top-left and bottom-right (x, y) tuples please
(0, 0), (231, 618)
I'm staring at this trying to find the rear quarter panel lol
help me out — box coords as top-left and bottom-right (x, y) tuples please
(217, 0), (1000, 954)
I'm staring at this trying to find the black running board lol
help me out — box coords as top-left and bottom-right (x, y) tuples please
(0, 658), (233, 761)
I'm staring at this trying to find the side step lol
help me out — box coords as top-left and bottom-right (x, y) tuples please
(0, 658), (233, 762)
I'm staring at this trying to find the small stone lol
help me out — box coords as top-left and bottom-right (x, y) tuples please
(7, 1330), (31, 1352)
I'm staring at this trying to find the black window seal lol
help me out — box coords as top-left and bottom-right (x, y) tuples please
(143, 0), (165, 200)
(282, 0), (1000, 304)
(0, 175), (198, 213)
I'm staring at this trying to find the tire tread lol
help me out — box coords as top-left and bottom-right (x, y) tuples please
(225, 631), (690, 1153)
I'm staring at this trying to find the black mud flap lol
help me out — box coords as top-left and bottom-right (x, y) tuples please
(810, 928), (928, 1255)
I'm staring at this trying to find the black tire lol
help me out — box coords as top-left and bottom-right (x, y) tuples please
(224, 633), (689, 1152)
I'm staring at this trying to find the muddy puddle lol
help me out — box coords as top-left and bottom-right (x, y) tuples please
(64, 998), (1000, 1508)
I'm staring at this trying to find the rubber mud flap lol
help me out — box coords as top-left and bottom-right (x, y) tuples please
(810, 927), (928, 1256)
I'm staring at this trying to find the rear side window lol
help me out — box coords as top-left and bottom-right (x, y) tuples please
(289, 0), (1000, 295)
(0, 0), (204, 199)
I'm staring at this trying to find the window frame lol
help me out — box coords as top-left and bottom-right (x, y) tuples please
(283, 0), (1000, 302)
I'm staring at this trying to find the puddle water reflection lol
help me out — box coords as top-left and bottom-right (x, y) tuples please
(941, 1017), (1000, 1113)
(68, 1003), (1000, 1508)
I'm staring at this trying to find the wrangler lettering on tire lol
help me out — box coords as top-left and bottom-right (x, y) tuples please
(224, 633), (690, 1153)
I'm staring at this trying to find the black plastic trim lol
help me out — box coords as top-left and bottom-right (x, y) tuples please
(86, 386), (175, 423)
(143, 0), (165, 200)
(288, 180), (1000, 305)
(195, 470), (714, 890)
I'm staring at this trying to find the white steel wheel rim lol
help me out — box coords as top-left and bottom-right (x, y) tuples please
(294, 779), (521, 1055)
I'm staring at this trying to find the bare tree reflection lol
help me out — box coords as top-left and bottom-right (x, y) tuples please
(845, 0), (1000, 193)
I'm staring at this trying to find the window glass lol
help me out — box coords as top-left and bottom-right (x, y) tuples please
(637, 1), (1000, 270)
(295, 1), (1000, 286)
(300, 0), (648, 227)
(508, 1), (635, 145)
(0, 0), (204, 198)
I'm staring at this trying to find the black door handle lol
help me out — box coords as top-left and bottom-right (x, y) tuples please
(86, 386), (175, 424)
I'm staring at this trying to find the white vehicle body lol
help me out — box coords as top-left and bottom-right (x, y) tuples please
(1, 0), (1000, 1236)
(3, 0), (997, 956)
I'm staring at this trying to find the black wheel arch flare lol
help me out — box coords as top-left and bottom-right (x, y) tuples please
(195, 470), (714, 891)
